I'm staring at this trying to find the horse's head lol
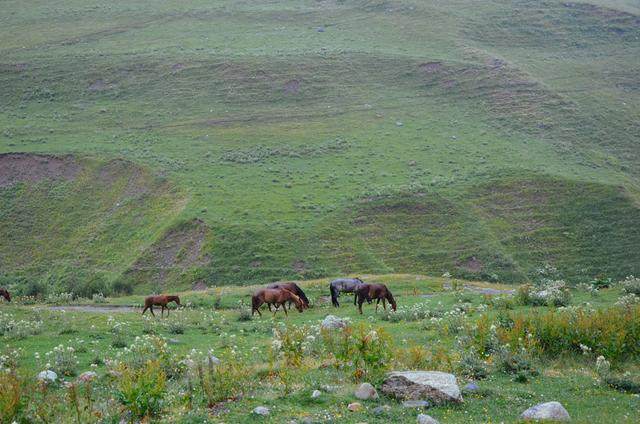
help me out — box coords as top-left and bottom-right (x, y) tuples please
(1, 289), (10, 302)
(172, 296), (181, 305)
(290, 293), (304, 312)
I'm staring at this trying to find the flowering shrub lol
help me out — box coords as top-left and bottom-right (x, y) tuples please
(92, 293), (106, 303)
(615, 293), (639, 308)
(0, 312), (43, 339)
(43, 344), (79, 376)
(516, 281), (570, 307)
(45, 292), (74, 305)
(109, 335), (185, 379)
(619, 276), (640, 296)
(190, 352), (250, 407)
(321, 324), (392, 381)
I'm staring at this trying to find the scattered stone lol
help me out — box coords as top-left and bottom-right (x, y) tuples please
(317, 26), (325, 32)
(402, 400), (430, 409)
(355, 382), (379, 400)
(417, 414), (440, 424)
(167, 338), (180, 344)
(396, 121), (404, 126)
(321, 315), (347, 330)
(382, 371), (463, 404)
(253, 406), (270, 416)
(464, 382), (479, 392)
(347, 402), (363, 412)
(208, 355), (221, 366)
(520, 401), (570, 421)
(78, 371), (97, 383)
(37, 370), (57, 383)
(373, 405), (391, 415)
(311, 390), (322, 399)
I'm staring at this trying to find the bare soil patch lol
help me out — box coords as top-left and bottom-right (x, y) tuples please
(456, 256), (483, 273)
(284, 79), (301, 94)
(0, 153), (81, 188)
(419, 62), (443, 73)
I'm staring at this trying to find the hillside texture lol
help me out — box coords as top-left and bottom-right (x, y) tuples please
(1, 0), (639, 292)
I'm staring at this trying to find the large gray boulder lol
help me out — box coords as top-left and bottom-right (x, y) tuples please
(520, 401), (570, 421)
(381, 371), (462, 404)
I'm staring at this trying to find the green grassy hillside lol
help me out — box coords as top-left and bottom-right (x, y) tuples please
(1, 0), (639, 292)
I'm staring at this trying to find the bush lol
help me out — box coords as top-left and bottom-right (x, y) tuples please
(620, 276), (640, 296)
(472, 306), (640, 361)
(192, 355), (250, 407)
(457, 351), (489, 380)
(0, 371), (24, 422)
(516, 281), (570, 307)
(43, 344), (79, 376)
(115, 360), (166, 419)
(496, 348), (538, 382)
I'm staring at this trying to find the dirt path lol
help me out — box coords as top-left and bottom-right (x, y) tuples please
(45, 305), (139, 313)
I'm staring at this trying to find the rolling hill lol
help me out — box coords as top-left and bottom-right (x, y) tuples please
(1, 0), (639, 293)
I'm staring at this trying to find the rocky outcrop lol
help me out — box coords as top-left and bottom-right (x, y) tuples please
(381, 371), (463, 404)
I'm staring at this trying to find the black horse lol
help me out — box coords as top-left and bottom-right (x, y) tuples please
(329, 278), (366, 307)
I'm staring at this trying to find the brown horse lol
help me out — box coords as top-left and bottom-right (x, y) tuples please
(142, 295), (180, 317)
(251, 288), (304, 317)
(0, 288), (10, 302)
(356, 284), (396, 314)
(266, 282), (310, 309)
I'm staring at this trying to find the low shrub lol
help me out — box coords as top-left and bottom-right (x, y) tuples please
(115, 360), (166, 419)
(192, 355), (250, 407)
(457, 351), (489, 380)
(495, 348), (538, 382)
(619, 276), (640, 296)
(43, 344), (79, 377)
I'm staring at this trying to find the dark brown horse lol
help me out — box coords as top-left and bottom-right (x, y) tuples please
(142, 295), (180, 317)
(266, 282), (310, 309)
(251, 288), (304, 317)
(356, 284), (396, 314)
(0, 288), (10, 302)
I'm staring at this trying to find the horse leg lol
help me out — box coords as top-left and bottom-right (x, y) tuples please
(142, 306), (148, 315)
(376, 298), (380, 312)
(167, 305), (170, 316)
(357, 295), (364, 314)
(149, 306), (155, 317)
(268, 303), (272, 312)
(283, 302), (288, 316)
(382, 298), (387, 310)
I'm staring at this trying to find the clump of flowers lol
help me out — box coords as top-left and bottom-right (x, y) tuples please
(43, 344), (79, 376)
(0, 311), (43, 340)
(92, 293), (106, 304)
(619, 276), (640, 296)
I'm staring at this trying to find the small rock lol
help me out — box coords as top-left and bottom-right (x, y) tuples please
(355, 382), (378, 400)
(208, 355), (221, 366)
(37, 370), (57, 383)
(77, 371), (97, 383)
(396, 121), (404, 126)
(321, 315), (347, 330)
(417, 414), (440, 424)
(520, 401), (570, 421)
(347, 402), (363, 412)
(317, 26), (325, 32)
(311, 390), (322, 399)
(253, 406), (270, 416)
(402, 400), (430, 409)
(372, 405), (391, 415)
(321, 384), (340, 392)
(167, 338), (180, 344)
(464, 382), (479, 392)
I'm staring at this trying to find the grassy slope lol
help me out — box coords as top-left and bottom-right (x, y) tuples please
(1, 0), (639, 289)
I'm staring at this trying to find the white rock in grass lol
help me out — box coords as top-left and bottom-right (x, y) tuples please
(253, 406), (270, 416)
(355, 382), (378, 400)
(417, 414), (440, 424)
(37, 370), (57, 383)
(520, 401), (570, 421)
(311, 390), (322, 399)
(321, 315), (347, 330)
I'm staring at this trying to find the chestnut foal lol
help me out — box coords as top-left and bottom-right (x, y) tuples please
(355, 284), (397, 314)
(142, 295), (180, 317)
(251, 288), (304, 317)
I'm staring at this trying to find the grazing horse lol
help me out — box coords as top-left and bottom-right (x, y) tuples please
(251, 288), (304, 317)
(0, 288), (10, 302)
(356, 284), (397, 314)
(267, 282), (310, 309)
(329, 278), (365, 307)
(142, 295), (180, 317)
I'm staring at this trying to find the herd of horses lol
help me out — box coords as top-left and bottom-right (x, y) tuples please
(0, 277), (397, 318)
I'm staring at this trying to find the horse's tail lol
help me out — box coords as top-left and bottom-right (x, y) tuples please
(330, 283), (340, 307)
(293, 284), (310, 307)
